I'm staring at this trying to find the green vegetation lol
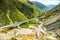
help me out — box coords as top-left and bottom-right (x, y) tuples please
(0, 0), (60, 28)
(0, 0), (46, 28)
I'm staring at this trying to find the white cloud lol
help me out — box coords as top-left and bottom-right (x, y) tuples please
(29, 0), (60, 5)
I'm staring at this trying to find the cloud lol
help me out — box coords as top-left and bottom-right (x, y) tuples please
(29, 0), (60, 5)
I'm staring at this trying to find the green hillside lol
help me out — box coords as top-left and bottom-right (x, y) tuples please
(0, 0), (46, 28)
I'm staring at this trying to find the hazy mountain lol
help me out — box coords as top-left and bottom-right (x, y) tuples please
(47, 5), (55, 9)
(29, 1), (56, 11)
(30, 1), (46, 9)
(44, 5), (56, 11)
(48, 3), (60, 12)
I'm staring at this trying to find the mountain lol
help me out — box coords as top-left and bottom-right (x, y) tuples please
(45, 3), (60, 24)
(30, 1), (46, 9)
(0, 0), (46, 28)
(44, 5), (56, 11)
(0, 0), (60, 40)
(42, 3), (60, 33)
(29, 1), (56, 11)
(47, 5), (55, 9)
(48, 3), (60, 13)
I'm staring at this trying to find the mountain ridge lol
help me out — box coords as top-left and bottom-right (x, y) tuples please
(30, 1), (46, 9)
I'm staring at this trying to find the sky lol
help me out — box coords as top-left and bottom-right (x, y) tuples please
(29, 0), (60, 6)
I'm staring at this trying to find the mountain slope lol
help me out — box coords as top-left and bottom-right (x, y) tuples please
(44, 5), (56, 11)
(0, 0), (46, 27)
(43, 3), (60, 29)
(30, 1), (46, 9)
